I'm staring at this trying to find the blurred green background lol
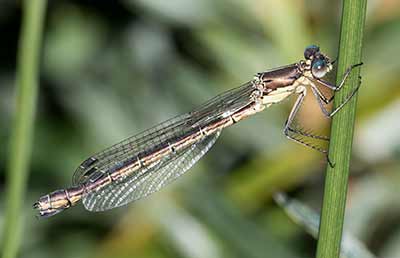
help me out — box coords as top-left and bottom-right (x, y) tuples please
(1, 0), (400, 258)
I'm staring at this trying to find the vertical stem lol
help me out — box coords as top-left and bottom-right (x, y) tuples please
(315, 0), (367, 258)
(1, 1), (46, 258)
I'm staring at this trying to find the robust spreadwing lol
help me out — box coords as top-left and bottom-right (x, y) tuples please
(34, 45), (362, 218)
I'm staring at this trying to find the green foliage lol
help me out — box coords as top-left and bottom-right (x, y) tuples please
(316, 1), (367, 258)
(1, 1), (47, 258)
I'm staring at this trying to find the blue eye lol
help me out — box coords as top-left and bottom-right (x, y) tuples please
(311, 59), (328, 78)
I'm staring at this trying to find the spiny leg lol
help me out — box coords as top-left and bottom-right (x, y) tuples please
(285, 85), (330, 140)
(315, 62), (363, 109)
(286, 127), (330, 141)
(310, 84), (333, 118)
(283, 88), (330, 157)
(311, 75), (362, 118)
(329, 79), (361, 117)
(316, 62), (363, 91)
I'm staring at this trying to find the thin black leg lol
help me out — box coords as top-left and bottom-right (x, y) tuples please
(283, 89), (329, 154)
(310, 76), (362, 118)
(316, 62), (363, 91)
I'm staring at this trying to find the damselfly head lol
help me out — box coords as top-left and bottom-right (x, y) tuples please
(304, 45), (332, 78)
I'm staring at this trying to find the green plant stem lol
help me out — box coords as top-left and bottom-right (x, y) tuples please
(315, 1), (367, 258)
(1, 1), (46, 258)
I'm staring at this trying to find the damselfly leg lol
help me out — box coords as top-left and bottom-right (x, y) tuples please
(315, 63), (363, 92)
(312, 63), (363, 117)
(283, 88), (329, 154)
(283, 63), (363, 167)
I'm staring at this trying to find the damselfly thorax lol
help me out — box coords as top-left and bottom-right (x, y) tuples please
(34, 45), (362, 218)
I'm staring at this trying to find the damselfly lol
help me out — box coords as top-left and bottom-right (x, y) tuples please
(34, 45), (362, 218)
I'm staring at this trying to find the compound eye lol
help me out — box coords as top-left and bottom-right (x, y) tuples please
(304, 45), (320, 59)
(311, 59), (328, 78)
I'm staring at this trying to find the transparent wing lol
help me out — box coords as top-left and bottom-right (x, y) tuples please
(72, 81), (255, 185)
(82, 131), (220, 211)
